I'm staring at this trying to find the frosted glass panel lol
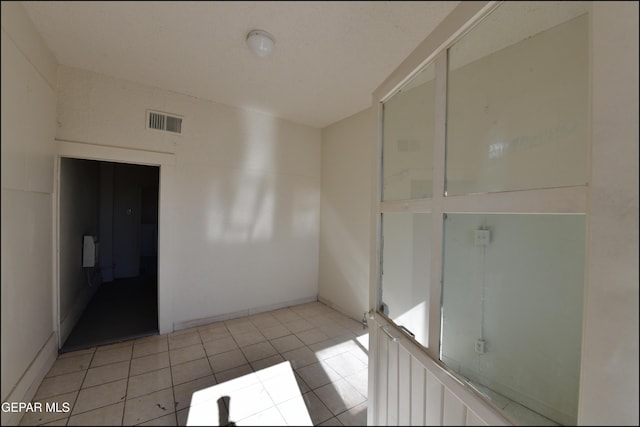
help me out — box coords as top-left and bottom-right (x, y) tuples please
(446, 1), (589, 196)
(382, 64), (435, 201)
(441, 213), (585, 425)
(380, 213), (431, 347)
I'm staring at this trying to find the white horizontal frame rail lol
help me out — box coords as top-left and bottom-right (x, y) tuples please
(374, 1), (499, 104)
(381, 185), (588, 215)
(380, 199), (433, 213)
(57, 139), (176, 166)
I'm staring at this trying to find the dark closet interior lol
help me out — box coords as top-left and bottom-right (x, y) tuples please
(59, 158), (160, 352)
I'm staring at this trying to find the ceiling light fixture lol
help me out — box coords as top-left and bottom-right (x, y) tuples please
(246, 29), (275, 58)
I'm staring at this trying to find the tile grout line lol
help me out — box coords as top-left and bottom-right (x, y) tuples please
(132, 334), (177, 426)
(164, 331), (178, 427)
(119, 344), (133, 426)
(66, 348), (96, 425)
(44, 349), (140, 422)
(200, 324), (220, 418)
(33, 303), (366, 426)
(168, 332), (179, 425)
(206, 322), (229, 385)
(25, 348), (91, 425)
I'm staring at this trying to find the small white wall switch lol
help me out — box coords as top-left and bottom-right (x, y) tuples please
(475, 338), (486, 354)
(474, 229), (491, 246)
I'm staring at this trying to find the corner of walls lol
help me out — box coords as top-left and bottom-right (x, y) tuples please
(0, 333), (58, 426)
(1, 2), (58, 90)
(58, 284), (101, 348)
(173, 295), (318, 331)
(317, 295), (367, 325)
(318, 107), (375, 321)
(1, 0), (58, 416)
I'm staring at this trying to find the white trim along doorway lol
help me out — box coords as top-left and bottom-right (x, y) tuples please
(53, 140), (176, 349)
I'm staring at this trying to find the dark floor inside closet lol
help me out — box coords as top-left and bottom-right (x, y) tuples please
(60, 276), (158, 353)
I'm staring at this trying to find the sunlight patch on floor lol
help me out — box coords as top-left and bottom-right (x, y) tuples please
(186, 361), (312, 426)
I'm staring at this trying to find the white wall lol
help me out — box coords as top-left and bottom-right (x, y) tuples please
(0, 0), (58, 416)
(56, 66), (321, 329)
(319, 107), (374, 321)
(579, 2), (639, 425)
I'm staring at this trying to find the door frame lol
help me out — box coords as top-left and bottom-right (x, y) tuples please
(53, 140), (176, 349)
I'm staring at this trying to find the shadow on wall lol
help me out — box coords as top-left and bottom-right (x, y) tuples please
(202, 111), (319, 245)
(169, 110), (321, 323)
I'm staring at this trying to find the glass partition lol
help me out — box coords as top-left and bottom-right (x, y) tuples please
(380, 212), (431, 347)
(446, 1), (589, 196)
(382, 63), (435, 201)
(376, 3), (590, 425)
(441, 213), (585, 425)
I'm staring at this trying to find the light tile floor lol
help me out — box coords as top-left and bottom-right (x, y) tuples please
(468, 381), (561, 426)
(19, 302), (369, 426)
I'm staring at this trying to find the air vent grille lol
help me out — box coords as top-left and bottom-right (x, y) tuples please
(147, 110), (182, 134)
(166, 115), (182, 134)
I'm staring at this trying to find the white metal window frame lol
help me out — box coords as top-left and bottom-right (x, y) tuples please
(370, 0), (589, 377)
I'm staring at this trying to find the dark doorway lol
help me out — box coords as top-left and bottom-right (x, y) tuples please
(59, 159), (159, 353)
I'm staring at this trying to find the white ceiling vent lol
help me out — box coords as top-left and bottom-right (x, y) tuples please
(147, 110), (182, 134)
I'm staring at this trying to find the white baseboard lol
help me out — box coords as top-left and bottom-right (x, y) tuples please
(173, 295), (318, 331)
(317, 295), (364, 324)
(1, 332), (58, 426)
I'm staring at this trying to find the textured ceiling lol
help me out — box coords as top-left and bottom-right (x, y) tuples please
(22, 1), (459, 128)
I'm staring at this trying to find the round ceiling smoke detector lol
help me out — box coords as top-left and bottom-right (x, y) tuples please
(246, 30), (275, 58)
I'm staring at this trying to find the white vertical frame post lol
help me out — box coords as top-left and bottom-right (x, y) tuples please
(367, 97), (385, 426)
(428, 52), (449, 357)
